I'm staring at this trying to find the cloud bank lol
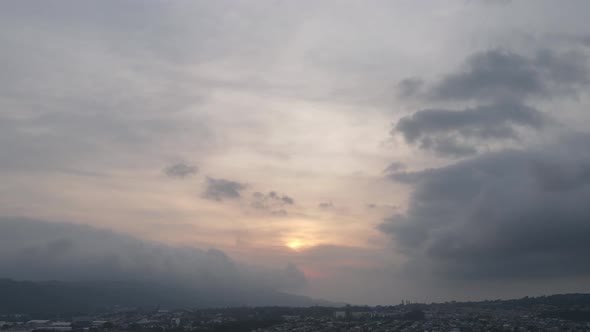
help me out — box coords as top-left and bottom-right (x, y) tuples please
(381, 133), (590, 280)
(0, 217), (306, 292)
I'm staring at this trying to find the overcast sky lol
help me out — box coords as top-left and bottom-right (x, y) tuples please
(2, 0), (590, 305)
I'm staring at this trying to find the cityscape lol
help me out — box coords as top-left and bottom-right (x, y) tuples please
(2, 294), (590, 332)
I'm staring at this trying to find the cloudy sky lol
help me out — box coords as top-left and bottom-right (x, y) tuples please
(2, 0), (590, 305)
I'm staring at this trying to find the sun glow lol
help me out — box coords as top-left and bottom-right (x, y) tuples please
(286, 239), (306, 250)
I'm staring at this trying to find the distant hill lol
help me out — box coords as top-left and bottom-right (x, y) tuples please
(0, 278), (331, 314)
(436, 293), (590, 309)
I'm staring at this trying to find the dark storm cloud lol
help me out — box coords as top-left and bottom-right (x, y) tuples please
(251, 191), (295, 215)
(421, 137), (478, 157)
(393, 101), (546, 157)
(396, 102), (545, 140)
(392, 48), (589, 158)
(202, 177), (246, 201)
(430, 49), (588, 101)
(530, 160), (590, 192)
(0, 217), (306, 291)
(164, 163), (198, 178)
(380, 133), (590, 280)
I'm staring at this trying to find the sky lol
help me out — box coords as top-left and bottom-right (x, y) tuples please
(2, 0), (590, 305)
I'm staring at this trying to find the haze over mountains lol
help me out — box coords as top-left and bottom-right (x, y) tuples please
(0, 279), (327, 313)
(0, 218), (330, 309)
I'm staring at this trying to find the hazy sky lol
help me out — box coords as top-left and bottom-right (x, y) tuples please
(2, 0), (590, 305)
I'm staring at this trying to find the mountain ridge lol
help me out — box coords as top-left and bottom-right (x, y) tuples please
(0, 278), (336, 314)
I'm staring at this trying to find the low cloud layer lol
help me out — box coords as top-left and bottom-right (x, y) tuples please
(380, 133), (590, 280)
(0, 217), (306, 292)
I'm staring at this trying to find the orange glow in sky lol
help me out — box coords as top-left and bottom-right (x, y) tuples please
(286, 239), (306, 250)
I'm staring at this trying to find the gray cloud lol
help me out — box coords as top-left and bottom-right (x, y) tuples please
(318, 202), (334, 209)
(164, 163), (198, 178)
(383, 162), (406, 174)
(393, 101), (546, 157)
(380, 133), (590, 280)
(397, 78), (424, 98)
(421, 137), (478, 157)
(430, 49), (588, 102)
(203, 177), (247, 201)
(251, 191), (295, 215)
(366, 203), (397, 211)
(0, 217), (307, 291)
(269, 191), (295, 205)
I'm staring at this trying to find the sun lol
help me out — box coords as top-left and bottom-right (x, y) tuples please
(286, 239), (306, 250)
